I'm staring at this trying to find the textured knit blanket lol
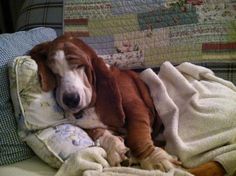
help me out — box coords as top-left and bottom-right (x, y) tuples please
(140, 62), (236, 176)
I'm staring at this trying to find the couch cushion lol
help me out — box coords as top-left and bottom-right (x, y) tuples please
(0, 27), (57, 165)
(16, 0), (63, 35)
(0, 156), (56, 176)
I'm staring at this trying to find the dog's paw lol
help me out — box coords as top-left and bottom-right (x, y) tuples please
(139, 147), (181, 172)
(97, 131), (129, 166)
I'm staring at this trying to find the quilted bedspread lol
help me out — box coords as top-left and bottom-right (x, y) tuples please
(63, 0), (236, 69)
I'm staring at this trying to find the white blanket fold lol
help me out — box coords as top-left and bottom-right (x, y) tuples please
(55, 147), (192, 176)
(140, 61), (236, 176)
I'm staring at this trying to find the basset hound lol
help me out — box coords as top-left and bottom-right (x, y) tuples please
(30, 34), (226, 176)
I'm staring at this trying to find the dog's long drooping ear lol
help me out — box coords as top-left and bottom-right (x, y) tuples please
(29, 42), (56, 92)
(92, 56), (125, 129)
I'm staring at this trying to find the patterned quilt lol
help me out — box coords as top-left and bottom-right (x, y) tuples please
(63, 0), (236, 69)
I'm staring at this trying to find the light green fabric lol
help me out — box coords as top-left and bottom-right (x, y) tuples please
(9, 56), (95, 169)
(9, 56), (66, 134)
(0, 156), (56, 176)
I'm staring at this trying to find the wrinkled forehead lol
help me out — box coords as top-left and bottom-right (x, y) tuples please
(47, 39), (90, 66)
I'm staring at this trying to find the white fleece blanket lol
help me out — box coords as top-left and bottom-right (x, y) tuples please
(140, 62), (236, 176)
(55, 147), (192, 176)
(55, 62), (236, 176)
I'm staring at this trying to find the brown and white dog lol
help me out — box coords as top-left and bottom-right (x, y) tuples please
(30, 34), (226, 176)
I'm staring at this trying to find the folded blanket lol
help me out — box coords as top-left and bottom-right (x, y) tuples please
(55, 147), (192, 176)
(140, 62), (236, 176)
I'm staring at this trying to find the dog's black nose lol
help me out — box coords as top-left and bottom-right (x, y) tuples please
(63, 93), (80, 108)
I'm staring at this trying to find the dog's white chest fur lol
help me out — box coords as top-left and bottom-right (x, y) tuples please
(66, 107), (107, 129)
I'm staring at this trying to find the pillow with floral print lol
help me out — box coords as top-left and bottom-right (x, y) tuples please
(26, 124), (94, 168)
(9, 56), (67, 133)
(9, 56), (94, 168)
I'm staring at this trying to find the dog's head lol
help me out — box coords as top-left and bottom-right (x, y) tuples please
(30, 34), (125, 127)
(30, 35), (97, 113)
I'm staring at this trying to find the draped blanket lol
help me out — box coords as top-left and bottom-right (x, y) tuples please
(55, 147), (192, 176)
(140, 62), (236, 176)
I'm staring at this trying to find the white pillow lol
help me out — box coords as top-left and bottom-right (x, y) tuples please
(26, 124), (94, 168)
(9, 56), (66, 132)
(9, 56), (94, 168)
